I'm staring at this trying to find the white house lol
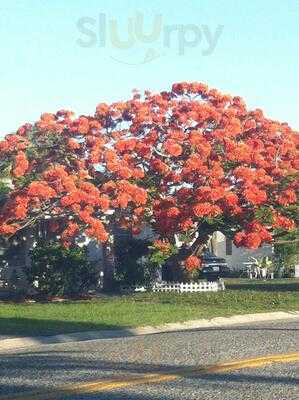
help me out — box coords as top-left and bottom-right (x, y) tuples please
(211, 231), (273, 271)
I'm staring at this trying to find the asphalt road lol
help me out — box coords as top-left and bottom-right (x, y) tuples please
(0, 319), (298, 399)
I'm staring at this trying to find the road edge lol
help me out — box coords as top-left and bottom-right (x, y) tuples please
(1, 310), (298, 352)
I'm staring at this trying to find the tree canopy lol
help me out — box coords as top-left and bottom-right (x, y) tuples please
(0, 82), (298, 270)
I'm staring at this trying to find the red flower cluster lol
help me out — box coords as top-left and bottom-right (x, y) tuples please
(27, 182), (56, 199)
(193, 203), (222, 218)
(85, 219), (108, 242)
(234, 221), (273, 249)
(184, 255), (201, 271)
(163, 139), (183, 157)
(273, 213), (295, 230)
(13, 151), (29, 177)
(277, 190), (297, 206)
(14, 196), (29, 219)
(243, 186), (267, 205)
(61, 222), (80, 243)
(153, 239), (171, 253)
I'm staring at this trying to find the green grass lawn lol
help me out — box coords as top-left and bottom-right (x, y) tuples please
(0, 279), (298, 337)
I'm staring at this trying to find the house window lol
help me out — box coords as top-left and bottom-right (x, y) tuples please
(225, 237), (233, 255)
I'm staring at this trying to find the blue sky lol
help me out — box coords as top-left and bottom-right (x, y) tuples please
(1, 0), (298, 136)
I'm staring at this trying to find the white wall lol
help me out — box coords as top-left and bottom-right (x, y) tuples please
(213, 231), (273, 270)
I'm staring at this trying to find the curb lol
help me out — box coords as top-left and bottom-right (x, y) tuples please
(1, 311), (298, 353)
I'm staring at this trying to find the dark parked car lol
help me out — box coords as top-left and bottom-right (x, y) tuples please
(201, 253), (231, 280)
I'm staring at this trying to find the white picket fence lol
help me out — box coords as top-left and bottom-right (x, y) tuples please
(152, 281), (224, 293)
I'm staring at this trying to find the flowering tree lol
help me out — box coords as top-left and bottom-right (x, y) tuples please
(0, 82), (298, 273)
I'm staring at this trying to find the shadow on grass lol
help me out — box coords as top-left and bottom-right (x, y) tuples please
(226, 282), (299, 292)
(0, 318), (124, 338)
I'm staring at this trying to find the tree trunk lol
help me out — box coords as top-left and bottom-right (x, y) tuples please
(102, 240), (116, 292)
(163, 233), (212, 281)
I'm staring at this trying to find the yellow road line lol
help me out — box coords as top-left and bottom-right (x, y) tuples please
(188, 352), (299, 375)
(1, 352), (298, 400)
(0, 374), (179, 400)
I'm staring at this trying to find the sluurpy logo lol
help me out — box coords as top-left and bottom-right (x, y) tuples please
(76, 13), (224, 65)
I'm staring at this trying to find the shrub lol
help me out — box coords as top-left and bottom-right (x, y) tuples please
(27, 242), (99, 297)
(114, 236), (157, 287)
(274, 229), (299, 277)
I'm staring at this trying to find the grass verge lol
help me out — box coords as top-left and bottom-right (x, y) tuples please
(0, 279), (298, 337)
